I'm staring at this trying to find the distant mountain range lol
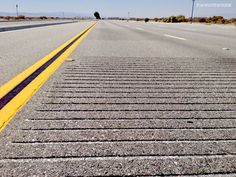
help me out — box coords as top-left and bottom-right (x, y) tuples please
(0, 12), (92, 18)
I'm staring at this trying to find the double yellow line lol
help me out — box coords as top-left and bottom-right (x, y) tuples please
(0, 22), (97, 131)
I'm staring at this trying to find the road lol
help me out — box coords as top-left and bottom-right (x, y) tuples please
(0, 20), (79, 32)
(0, 20), (93, 85)
(0, 20), (77, 28)
(0, 20), (236, 176)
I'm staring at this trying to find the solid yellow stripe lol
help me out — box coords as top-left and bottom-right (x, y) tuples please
(0, 22), (97, 131)
(0, 22), (95, 99)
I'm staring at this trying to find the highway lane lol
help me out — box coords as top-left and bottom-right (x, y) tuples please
(135, 21), (236, 37)
(0, 20), (76, 28)
(129, 21), (236, 55)
(0, 21), (78, 33)
(115, 20), (236, 57)
(0, 20), (236, 176)
(75, 20), (236, 59)
(0, 20), (94, 86)
(126, 21), (236, 39)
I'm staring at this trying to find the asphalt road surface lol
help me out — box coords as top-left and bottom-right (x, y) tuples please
(0, 20), (75, 28)
(0, 20), (236, 176)
(0, 20), (93, 85)
(0, 20), (78, 32)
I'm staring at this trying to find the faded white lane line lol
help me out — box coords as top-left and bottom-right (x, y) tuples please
(222, 48), (230, 50)
(136, 27), (144, 31)
(164, 34), (187, 41)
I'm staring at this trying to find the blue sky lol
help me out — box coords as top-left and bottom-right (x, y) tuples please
(0, 0), (235, 18)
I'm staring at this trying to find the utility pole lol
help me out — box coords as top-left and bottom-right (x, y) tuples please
(190, 0), (196, 23)
(127, 12), (130, 22)
(16, 4), (19, 17)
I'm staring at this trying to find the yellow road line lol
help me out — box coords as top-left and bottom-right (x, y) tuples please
(0, 22), (97, 131)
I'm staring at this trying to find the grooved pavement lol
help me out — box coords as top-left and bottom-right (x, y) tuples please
(1, 56), (236, 176)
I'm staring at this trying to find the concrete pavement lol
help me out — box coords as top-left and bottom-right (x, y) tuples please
(0, 20), (236, 176)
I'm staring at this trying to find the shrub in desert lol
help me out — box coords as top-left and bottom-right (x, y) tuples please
(3, 16), (11, 20)
(168, 16), (177, 23)
(162, 18), (169, 22)
(210, 16), (224, 23)
(199, 18), (207, 23)
(176, 15), (187, 22)
(16, 15), (26, 20)
(39, 16), (47, 20)
(145, 18), (149, 23)
(154, 18), (159, 22)
(228, 18), (236, 25)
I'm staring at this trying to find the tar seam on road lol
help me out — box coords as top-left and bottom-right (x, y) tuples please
(0, 22), (97, 131)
